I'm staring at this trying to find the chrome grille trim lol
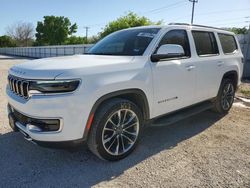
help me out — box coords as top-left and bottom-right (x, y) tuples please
(15, 79), (19, 94)
(8, 75), (29, 99)
(20, 81), (24, 96)
(8, 77), (12, 90)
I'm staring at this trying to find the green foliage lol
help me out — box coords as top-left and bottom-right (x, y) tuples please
(99, 12), (163, 38)
(65, 36), (86, 45)
(0, 35), (16, 47)
(239, 88), (250, 97)
(228, 27), (248, 34)
(35, 16), (77, 45)
(87, 35), (101, 44)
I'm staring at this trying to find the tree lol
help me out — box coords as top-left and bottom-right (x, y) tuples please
(0, 35), (16, 47)
(87, 35), (101, 44)
(99, 12), (163, 38)
(227, 27), (248, 34)
(35, 16), (77, 45)
(6, 22), (34, 46)
(65, 36), (85, 45)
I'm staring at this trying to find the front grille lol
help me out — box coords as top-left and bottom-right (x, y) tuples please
(8, 75), (29, 99)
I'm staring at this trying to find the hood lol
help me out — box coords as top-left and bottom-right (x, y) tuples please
(9, 55), (134, 79)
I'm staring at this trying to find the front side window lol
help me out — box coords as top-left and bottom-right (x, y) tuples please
(156, 29), (191, 57)
(218, 33), (238, 54)
(88, 28), (160, 56)
(192, 31), (219, 56)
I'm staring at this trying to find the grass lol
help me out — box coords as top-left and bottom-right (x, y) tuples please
(238, 82), (250, 98)
(239, 88), (250, 98)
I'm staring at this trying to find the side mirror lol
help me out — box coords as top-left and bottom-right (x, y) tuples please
(151, 44), (185, 62)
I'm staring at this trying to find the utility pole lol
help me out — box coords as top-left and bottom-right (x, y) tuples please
(83, 26), (90, 43)
(189, 0), (198, 24)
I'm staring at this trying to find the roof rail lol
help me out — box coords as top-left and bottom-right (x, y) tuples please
(168, 23), (228, 31)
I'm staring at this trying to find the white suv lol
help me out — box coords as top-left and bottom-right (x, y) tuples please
(7, 23), (243, 160)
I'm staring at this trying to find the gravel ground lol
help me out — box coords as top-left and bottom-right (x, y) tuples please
(0, 55), (249, 188)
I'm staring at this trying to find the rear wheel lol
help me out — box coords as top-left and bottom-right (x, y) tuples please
(87, 98), (143, 161)
(213, 79), (235, 113)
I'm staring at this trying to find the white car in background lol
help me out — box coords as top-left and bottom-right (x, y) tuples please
(7, 23), (243, 161)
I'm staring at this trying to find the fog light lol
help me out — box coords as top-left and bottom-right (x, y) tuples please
(40, 119), (60, 131)
(27, 124), (42, 132)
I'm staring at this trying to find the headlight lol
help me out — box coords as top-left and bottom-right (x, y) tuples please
(29, 80), (80, 94)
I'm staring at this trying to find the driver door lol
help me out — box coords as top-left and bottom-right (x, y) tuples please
(151, 29), (196, 117)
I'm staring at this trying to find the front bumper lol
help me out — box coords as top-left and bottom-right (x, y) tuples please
(8, 107), (85, 148)
(6, 87), (93, 142)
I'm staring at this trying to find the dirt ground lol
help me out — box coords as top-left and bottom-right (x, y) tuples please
(0, 55), (249, 188)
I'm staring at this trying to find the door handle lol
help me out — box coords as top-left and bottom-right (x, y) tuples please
(185, 65), (195, 71)
(217, 61), (224, 67)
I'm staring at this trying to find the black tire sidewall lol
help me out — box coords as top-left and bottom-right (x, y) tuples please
(94, 99), (143, 161)
(215, 79), (235, 113)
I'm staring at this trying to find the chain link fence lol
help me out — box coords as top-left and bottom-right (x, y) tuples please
(238, 34), (250, 78)
(0, 44), (93, 58)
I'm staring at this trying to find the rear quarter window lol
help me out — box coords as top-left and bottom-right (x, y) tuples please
(192, 31), (219, 56)
(218, 33), (238, 54)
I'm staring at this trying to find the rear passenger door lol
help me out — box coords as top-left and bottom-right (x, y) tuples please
(191, 30), (223, 102)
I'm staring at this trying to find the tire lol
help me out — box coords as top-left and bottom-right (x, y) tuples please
(213, 78), (235, 114)
(87, 98), (143, 161)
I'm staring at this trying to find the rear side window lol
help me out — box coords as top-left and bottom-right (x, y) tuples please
(218, 33), (238, 54)
(192, 31), (219, 56)
(157, 29), (191, 57)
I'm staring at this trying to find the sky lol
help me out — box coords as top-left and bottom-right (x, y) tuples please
(0, 0), (250, 37)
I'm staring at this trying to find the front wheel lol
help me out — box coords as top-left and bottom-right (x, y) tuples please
(213, 79), (235, 114)
(87, 98), (143, 161)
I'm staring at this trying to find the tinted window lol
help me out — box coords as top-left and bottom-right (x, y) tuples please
(192, 31), (219, 56)
(157, 30), (191, 57)
(218, 33), (238, 54)
(88, 28), (160, 56)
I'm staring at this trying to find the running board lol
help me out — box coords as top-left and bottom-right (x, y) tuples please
(151, 101), (213, 126)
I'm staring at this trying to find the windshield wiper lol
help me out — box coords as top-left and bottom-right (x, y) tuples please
(86, 52), (120, 55)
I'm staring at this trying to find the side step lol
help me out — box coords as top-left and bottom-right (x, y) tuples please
(151, 101), (214, 126)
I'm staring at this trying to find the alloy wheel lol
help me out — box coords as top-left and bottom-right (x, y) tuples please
(102, 109), (139, 156)
(221, 83), (234, 110)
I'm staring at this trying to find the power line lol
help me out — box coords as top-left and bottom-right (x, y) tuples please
(153, 2), (189, 15)
(203, 16), (250, 24)
(141, 0), (187, 14)
(87, 22), (106, 28)
(214, 21), (249, 27)
(197, 8), (250, 16)
(174, 8), (250, 22)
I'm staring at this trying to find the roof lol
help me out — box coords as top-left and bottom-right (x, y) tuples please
(123, 23), (235, 35)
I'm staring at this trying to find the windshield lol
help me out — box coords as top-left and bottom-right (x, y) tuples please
(88, 28), (160, 56)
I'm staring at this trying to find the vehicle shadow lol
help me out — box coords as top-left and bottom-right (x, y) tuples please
(0, 110), (224, 187)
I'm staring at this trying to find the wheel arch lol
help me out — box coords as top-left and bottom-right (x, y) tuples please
(222, 70), (238, 89)
(83, 89), (150, 140)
